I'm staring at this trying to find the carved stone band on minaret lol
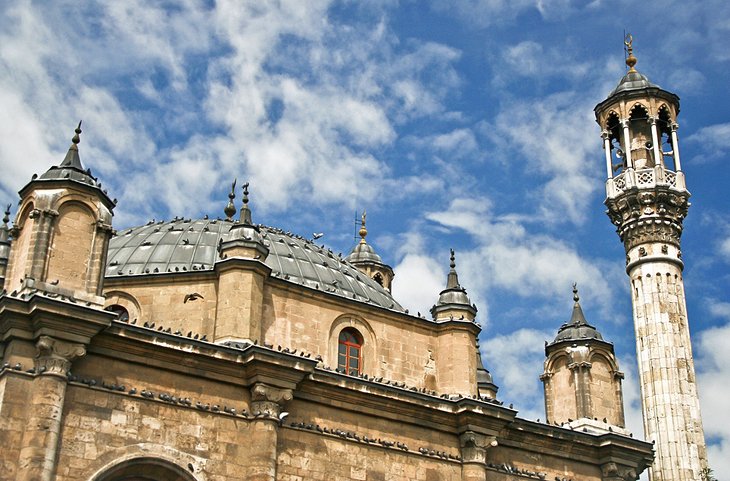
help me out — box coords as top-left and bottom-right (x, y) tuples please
(605, 186), (690, 254)
(34, 335), (86, 376)
(250, 383), (293, 418)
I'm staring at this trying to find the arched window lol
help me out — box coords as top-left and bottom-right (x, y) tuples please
(373, 272), (384, 287)
(338, 328), (363, 375)
(105, 304), (130, 322)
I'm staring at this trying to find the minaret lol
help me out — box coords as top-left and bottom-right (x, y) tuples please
(541, 285), (626, 434)
(345, 211), (394, 291)
(595, 36), (707, 480)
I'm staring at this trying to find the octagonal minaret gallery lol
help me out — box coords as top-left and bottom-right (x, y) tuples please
(594, 36), (707, 481)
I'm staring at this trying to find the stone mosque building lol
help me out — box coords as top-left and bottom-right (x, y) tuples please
(0, 41), (707, 481)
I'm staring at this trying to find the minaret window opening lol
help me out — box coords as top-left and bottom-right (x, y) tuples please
(373, 272), (384, 286)
(338, 328), (363, 375)
(606, 112), (624, 174)
(628, 104), (654, 169)
(658, 105), (676, 170)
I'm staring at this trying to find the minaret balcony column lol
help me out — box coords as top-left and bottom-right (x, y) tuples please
(670, 122), (682, 171)
(620, 119), (634, 169)
(601, 130), (613, 179)
(648, 116), (663, 170)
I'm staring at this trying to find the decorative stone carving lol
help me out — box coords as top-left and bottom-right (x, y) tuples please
(605, 180), (690, 252)
(250, 383), (293, 418)
(601, 461), (638, 481)
(34, 335), (86, 376)
(459, 431), (497, 464)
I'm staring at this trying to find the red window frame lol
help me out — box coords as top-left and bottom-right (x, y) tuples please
(338, 328), (363, 375)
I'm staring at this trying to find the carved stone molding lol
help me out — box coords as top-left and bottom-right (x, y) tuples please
(250, 383), (293, 418)
(459, 431), (497, 464)
(601, 462), (638, 481)
(34, 335), (86, 376)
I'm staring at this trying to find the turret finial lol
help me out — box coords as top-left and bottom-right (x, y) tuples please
(240, 182), (252, 225)
(71, 120), (82, 148)
(60, 121), (85, 169)
(224, 178), (237, 220)
(572, 282), (580, 303)
(624, 33), (637, 72)
(2, 204), (10, 226)
(446, 248), (460, 289)
(359, 210), (367, 244)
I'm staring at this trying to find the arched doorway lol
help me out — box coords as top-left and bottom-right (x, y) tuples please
(93, 457), (197, 481)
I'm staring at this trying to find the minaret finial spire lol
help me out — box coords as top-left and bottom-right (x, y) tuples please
(358, 210), (367, 244)
(240, 182), (252, 225)
(572, 282), (580, 303)
(624, 33), (637, 73)
(224, 178), (237, 220)
(2, 204), (10, 226)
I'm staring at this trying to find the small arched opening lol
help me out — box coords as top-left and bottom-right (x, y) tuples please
(628, 104), (654, 169)
(104, 304), (130, 322)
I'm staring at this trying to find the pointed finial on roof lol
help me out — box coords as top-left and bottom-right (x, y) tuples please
(624, 33), (637, 73)
(240, 181), (252, 225)
(60, 121), (85, 169)
(569, 282), (588, 326)
(0, 204), (11, 243)
(446, 248), (460, 289)
(358, 210), (368, 244)
(224, 178), (237, 220)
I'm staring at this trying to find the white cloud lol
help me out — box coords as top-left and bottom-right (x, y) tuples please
(424, 196), (622, 319)
(686, 122), (730, 164)
(481, 328), (551, 419)
(696, 322), (730, 474)
(481, 91), (602, 225)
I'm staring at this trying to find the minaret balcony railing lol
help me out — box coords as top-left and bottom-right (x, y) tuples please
(606, 165), (686, 199)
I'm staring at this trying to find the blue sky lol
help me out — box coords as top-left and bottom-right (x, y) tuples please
(2, 0), (729, 474)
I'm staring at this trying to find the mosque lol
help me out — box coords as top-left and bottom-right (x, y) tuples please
(0, 40), (706, 481)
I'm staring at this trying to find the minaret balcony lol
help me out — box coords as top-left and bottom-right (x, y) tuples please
(605, 165), (686, 199)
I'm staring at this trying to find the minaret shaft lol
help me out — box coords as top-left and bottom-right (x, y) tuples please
(628, 256), (706, 481)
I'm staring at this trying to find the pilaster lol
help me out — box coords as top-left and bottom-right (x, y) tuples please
(246, 383), (293, 481)
(459, 431), (497, 481)
(16, 336), (85, 481)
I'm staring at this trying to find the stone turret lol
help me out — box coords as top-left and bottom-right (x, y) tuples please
(3, 122), (115, 305)
(541, 285), (626, 434)
(345, 211), (394, 291)
(595, 36), (707, 481)
(214, 181), (271, 344)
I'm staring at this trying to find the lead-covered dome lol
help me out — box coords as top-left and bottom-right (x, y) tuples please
(106, 218), (404, 312)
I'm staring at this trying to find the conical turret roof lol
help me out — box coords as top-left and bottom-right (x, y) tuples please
(550, 284), (604, 345)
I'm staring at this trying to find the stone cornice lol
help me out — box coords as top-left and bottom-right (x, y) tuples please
(0, 292), (113, 344)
